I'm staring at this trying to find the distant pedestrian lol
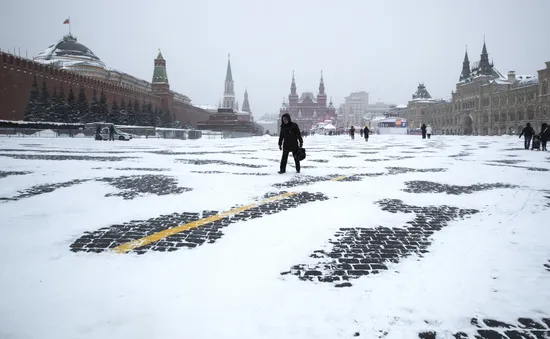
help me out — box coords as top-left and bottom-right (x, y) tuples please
(421, 124), (427, 139)
(363, 126), (369, 142)
(350, 126), (355, 140)
(109, 125), (115, 141)
(426, 124), (432, 139)
(519, 123), (535, 150)
(278, 113), (303, 174)
(540, 123), (549, 151)
(360, 128), (364, 138)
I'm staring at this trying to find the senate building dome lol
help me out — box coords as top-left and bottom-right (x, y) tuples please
(34, 34), (108, 79)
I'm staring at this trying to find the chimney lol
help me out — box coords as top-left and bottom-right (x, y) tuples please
(507, 71), (516, 83)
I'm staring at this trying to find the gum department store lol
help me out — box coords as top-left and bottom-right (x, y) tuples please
(399, 41), (550, 135)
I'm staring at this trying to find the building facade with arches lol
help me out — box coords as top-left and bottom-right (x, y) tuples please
(400, 41), (550, 135)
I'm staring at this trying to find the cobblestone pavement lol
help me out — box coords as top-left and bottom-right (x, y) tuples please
(402, 181), (518, 195)
(418, 317), (550, 338)
(176, 159), (267, 168)
(483, 163), (550, 172)
(0, 153), (137, 161)
(283, 199), (479, 287)
(0, 175), (191, 201)
(0, 170), (30, 179)
(70, 191), (329, 254)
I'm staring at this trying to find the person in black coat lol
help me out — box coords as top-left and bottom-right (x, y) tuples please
(278, 113), (303, 174)
(421, 124), (427, 139)
(363, 126), (369, 141)
(109, 125), (115, 141)
(519, 123), (535, 150)
(540, 123), (549, 151)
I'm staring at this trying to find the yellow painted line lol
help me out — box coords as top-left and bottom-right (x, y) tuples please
(331, 175), (351, 181)
(112, 191), (298, 254)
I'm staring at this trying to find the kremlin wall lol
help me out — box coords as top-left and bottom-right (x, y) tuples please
(0, 34), (209, 127)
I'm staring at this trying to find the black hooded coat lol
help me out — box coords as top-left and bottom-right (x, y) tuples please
(278, 113), (303, 151)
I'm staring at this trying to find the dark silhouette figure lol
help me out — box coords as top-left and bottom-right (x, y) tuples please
(359, 128), (363, 138)
(350, 126), (355, 140)
(109, 125), (115, 141)
(95, 126), (102, 141)
(278, 113), (303, 174)
(363, 126), (369, 142)
(421, 124), (427, 139)
(519, 123), (535, 150)
(540, 123), (549, 151)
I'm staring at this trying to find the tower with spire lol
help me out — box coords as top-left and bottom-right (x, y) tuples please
(459, 38), (502, 82)
(222, 54), (235, 110)
(288, 71), (299, 112)
(152, 49), (169, 93)
(280, 69), (336, 131)
(242, 89), (251, 113)
(317, 71), (327, 107)
(151, 49), (173, 111)
(459, 46), (471, 82)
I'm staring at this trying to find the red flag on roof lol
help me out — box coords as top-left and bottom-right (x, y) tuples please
(63, 18), (70, 24)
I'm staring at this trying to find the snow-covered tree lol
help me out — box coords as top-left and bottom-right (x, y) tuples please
(172, 112), (182, 128)
(109, 99), (120, 124)
(119, 99), (127, 125)
(146, 103), (156, 126)
(87, 90), (101, 123)
(99, 91), (109, 122)
(126, 99), (135, 125)
(76, 86), (89, 122)
(24, 76), (40, 121)
(159, 108), (172, 127)
(55, 84), (68, 123)
(66, 87), (78, 123)
(37, 79), (51, 121)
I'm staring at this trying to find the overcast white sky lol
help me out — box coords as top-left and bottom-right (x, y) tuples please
(2, 0), (548, 117)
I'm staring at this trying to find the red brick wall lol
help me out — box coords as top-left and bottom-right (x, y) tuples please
(0, 52), (209, 127)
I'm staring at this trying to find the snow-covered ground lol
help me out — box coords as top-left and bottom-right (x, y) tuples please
(0, 134), (549, 339)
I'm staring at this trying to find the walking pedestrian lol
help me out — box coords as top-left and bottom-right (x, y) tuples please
(278, 113), (303, 174)
(426, 124), (432, 139)
(350, 126), (355, 140)
(519, 123), (535, 150)
(421, 124), (427, 139)
(363, 125), (369, 142)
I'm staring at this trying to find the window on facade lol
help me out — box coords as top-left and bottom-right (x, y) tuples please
(543, 81), (548, 95)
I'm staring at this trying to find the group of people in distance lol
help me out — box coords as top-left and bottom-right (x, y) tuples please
(519, 122), (549, 151)
(348, 125), (370, 141)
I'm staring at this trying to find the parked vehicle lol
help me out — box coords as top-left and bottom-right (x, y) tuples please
(85, 123), (132, 141)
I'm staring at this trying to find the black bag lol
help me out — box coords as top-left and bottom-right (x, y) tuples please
(296, 147), (306, 161)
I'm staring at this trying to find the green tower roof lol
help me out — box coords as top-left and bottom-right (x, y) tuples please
(152, 49), (168, 84)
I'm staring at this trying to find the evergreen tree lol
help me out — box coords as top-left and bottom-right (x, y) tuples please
(126, 98), (135, 125)
(119, 98), (127, 125)
(76, 86), (89, 123)
(66, 87), (77, 123)
(133, 99), (145, 126)
(99, 91), (109, 122)
(172, 112), (182, 128)
(55, 84), (67, 123)
(87, 90), (101, 123)
(160, 109), (172, 127)
(109, 99), (120, 124)
(50, 87), (60, 122)
(24, 76), (40, 121)
(147, 103), (156, 126)
(37, 78), (51, 122)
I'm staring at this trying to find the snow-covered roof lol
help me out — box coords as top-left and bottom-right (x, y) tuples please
(34, 34), (106, 70)
(395, 104), (407, 109)
(197, 104), (219, 110)
(516, 75), (538, 87)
